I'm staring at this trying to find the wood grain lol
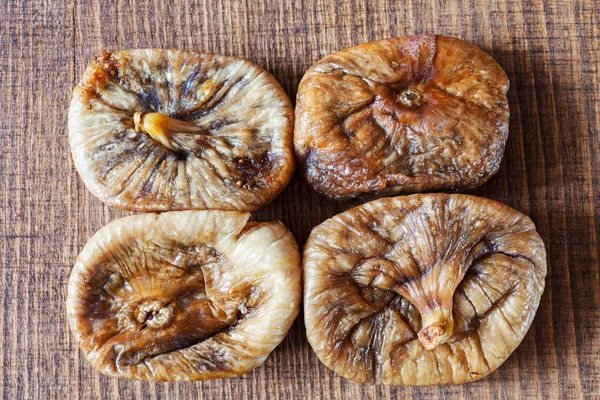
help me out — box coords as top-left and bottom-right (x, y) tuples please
(1, 0), (599, 398)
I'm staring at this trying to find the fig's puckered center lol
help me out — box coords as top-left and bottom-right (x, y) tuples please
(135, 300), (175, 329)
(119, 300), (175, 330)
(396, 87), (424, 108)
(351, 257), (457, 350)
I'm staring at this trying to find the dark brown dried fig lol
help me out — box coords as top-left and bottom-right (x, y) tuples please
(67, 211), (301, 381)
(69, 49), (294, 211)
(295, 35), (510, 200)
(304, 194), (546, 385)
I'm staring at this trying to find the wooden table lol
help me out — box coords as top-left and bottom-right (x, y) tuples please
(1, 0), (598, 398)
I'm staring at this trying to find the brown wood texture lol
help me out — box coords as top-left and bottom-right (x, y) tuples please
(1, 0), (599, 398)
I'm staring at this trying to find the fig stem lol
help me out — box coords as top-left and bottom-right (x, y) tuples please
(418, 307), (454, 350)
(133, 111), (204, 150)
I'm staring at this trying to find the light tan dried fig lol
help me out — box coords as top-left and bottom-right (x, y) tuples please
(304, 194), (546, 385)
(295, 35), (510, 200)
(66, 211), (301, 381)
(69, 50), (294, 211)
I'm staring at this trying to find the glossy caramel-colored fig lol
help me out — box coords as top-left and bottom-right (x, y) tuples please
(304, 194), (546, 385)
(67, 211), (301, 381)
(295, 35), (510, 200)
(69, 49), (294, 212)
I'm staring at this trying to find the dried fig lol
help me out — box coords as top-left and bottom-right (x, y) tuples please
(69, 50), (294, 212)
(66, 211), (301, 381)
(294, 35), (510, 200)
(303, 194), (546, 385)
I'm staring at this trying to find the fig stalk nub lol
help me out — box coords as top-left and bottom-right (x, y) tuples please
(133, 111), (205, 150)
(418, 307), (454, 350)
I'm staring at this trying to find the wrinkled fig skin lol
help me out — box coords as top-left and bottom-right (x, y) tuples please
(69, 49), (295, 212)
(304, 194), (546, 385)
(66, 211), (301, 381)
(295, 35), (510, 200)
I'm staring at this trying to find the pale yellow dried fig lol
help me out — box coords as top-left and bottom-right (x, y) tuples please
(69, 49), (294, 211)
(67, 211), (301, 381)
(304, 194), (546, 385)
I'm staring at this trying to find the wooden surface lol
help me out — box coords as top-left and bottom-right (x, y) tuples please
(1, 0), (599, 398)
